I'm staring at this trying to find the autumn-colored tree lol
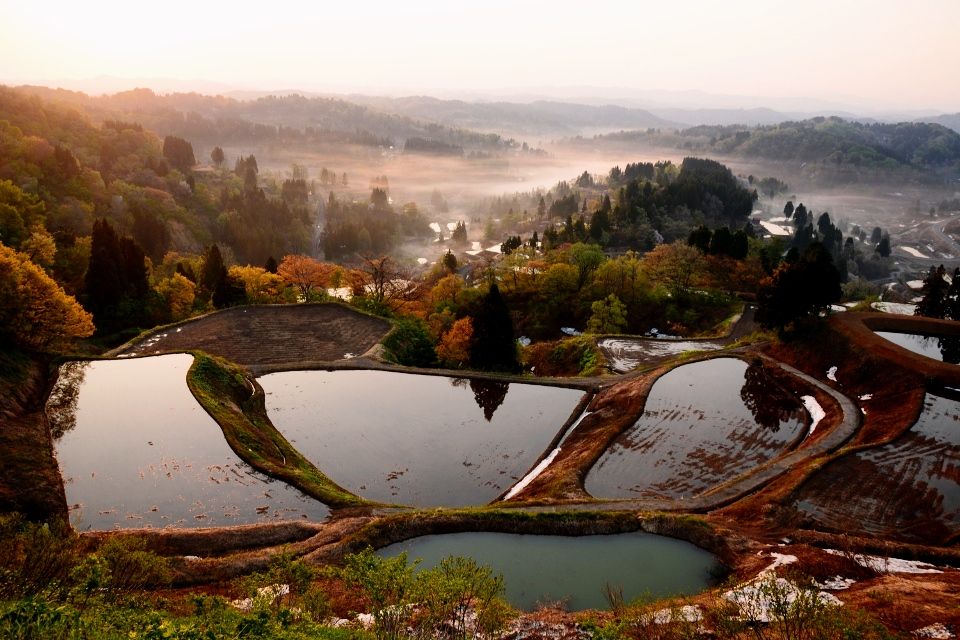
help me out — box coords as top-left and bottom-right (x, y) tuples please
(586, 294), (628, 334)
(436, 316), (473, 368)
(156, 273), (195, 321)
(229, 265), (285, 304)
(20, 226), (56, 268)
(277, 254), (333, 300)
(642, 241), (707, 297)
(0, 242), (94, 350)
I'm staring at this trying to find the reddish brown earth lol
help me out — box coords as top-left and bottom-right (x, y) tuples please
(113, 303), (391, 369)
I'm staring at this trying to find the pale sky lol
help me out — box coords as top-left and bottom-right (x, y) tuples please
(2, 0), (958, 111)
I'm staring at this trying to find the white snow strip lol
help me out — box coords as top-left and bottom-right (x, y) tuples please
(906, 280), (925, 289)
(724, 578), (842, 623)
(825, 550), (942, 574)
(647, 605), (703, 625)
(502, 411), (592, 500)
(901, 246), (931, 259)
(827, 366), (838, 382)
(758, 553), (799, 577)
(829, 304), (847, 313)
(872, 301), (918, 315)
(417, 257), (428, 265)
(759, 221), (792, 236)
(859, 394), (873, 400)
(801, 396), (826, 436)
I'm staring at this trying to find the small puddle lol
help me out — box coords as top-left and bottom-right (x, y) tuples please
(586, 358), (806, 500)
(876, 331), (960, 364)
(794, 392), (960, 544)
(48, 355), (329, 530)
(377, 531), (721, 611)
(260, 370), (585, 506)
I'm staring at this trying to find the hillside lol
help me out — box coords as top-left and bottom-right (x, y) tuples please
(10, 86), (520, 153)
(918, 113), (960, 134)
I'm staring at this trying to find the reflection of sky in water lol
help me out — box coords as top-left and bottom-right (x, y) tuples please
(796, 393), (960, 542)
(260, 370), (584, 506)
(50, 355), (328, 530)
(599, 338), (723, 373)
(587, 358), (805, 499)
(876, 331), (959, 363)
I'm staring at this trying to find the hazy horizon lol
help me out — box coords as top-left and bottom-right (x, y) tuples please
(3, 0), (958, 113)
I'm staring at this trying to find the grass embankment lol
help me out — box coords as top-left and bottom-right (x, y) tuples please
(186, 353), (373, 509)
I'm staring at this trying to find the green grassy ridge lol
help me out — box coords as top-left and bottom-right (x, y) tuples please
(186, 352), (374, 509)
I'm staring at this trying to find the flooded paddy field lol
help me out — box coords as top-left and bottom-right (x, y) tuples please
(793, 392), (960, 544)
(586, 358), (807, 500)
(260, 370), (585, 506)
(598, 337), (724, 373)
(378, 531), (720, 611)
(49, 355), (329, 530)
(875, 331), (960, 364)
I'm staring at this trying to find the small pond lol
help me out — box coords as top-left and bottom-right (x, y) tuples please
(260, 370), (585, 506)
(49, 355), (329, 530)
(794, 392), (960, 544)
(875, 331), (960, 364)
(378, 531), (720, 611)
(586, 358), (807, 500)
(598, 338), (723, 374)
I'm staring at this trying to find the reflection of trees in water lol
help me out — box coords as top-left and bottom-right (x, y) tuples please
(46, 361), (89, 440)
(939, 336), (960, 364)
(739, 361), (800, 432)
(450, 377), (510, 421)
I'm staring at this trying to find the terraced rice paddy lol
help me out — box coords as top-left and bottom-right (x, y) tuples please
(260, 370), (585, 506)
(585, 358), (807, 500)
(794, 392), (960, 544)
(49, 355), (329, 530)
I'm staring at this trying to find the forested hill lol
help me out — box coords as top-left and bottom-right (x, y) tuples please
(585, 117), (960, 181)
(8, 86), (518, 153)
(918, 113), (960, 135)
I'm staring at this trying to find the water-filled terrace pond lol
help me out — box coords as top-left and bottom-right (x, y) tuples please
(794, 392), (960, 544)
(586, 358), (807, 500)
(875, 331), (960, 364)
(378, 531), (721, 611)
(598, 338), (723, 373)
(260, 370), (585, 506)
(48, 355), (329, 530)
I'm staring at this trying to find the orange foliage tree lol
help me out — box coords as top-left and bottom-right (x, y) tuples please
(277, 254), (334, 300)
(436, 316), (473, 368)
(0, 242), (94, 350)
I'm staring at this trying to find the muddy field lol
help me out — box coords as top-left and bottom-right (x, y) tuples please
(113, 303), (391, 367)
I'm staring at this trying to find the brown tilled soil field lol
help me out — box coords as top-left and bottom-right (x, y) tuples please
(114, 304), (391, 367)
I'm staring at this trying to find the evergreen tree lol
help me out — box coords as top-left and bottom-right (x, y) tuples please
(200, 244), (227, 299)
(264, 256), (278, 273)
(915, 265), (950, 319)
(83, 219), (150, 332)
(469, 283), (519, 372)
(210, 146), (225, 168)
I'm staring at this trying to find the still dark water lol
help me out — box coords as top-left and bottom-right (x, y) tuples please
(876, 331), (960, 364)
(586, 358), (806, 500)
(49, 355), (329, 530)
(795, 392), (960, 544)
(260, 370), (585, 506)
(378, 531), (720, 611)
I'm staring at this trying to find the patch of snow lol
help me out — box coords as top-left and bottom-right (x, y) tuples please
(503, 411), (592, 500)
(768, 216), (789, 223)
(801, 396), (826, 436)
(417, 257), (428, 265)
(901, 246), (931, 259)
(907, 280), (925, 289)
(859, 393), (873, 400)
(829, 304), (847, 313)
(343, 353), (356, 359)
(872, 301), (917, 315)
(825, 550), (942, 574)
(827, 366), (838, 382)
(429, 222), (441, 233)
(447, 222), (458, 231)
(816, 576), (856, 591)
(231, 583), (290, 611)
(561, 327), (582, 336)
(724, 578), (842, 623)
(647, 605), (703, 625)
(471, 241), (482, 251)
(914, 623), (955, 639)
(758, 553), (799, 577)
(484, 244), (503, 254)
(355, 613), (375, 628)
(182, 555), (201, 561)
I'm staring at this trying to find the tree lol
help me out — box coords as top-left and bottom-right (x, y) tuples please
(277, 254), (332, 301)
(451, 221), (468, 245)
(469, 283), (519, 372)
(199, 244), (226, 298)
(436, 316), (473, 368)
(162, 135), (196, 172)
(783, 201), (795, 218)
(569, 243), (604, 289)
(383, 317), (436, 367)
(442, 250), (458, 274)
(83, 219), (150, 332)
(915, 265), (950, 319)
(757, 242), (842, 331)
(587, 294), (628, 334)
(210, 146), (225, 168)
(876, 235), (891, 258)
(0, 242), (94, 350)
(156, 273), (195, 321)
(642, 241), (706, 297)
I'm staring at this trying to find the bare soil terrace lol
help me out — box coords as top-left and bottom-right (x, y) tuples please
(111, 303), (391, 370)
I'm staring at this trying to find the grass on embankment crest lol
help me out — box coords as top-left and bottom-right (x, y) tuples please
(186, 352), (374, 509)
